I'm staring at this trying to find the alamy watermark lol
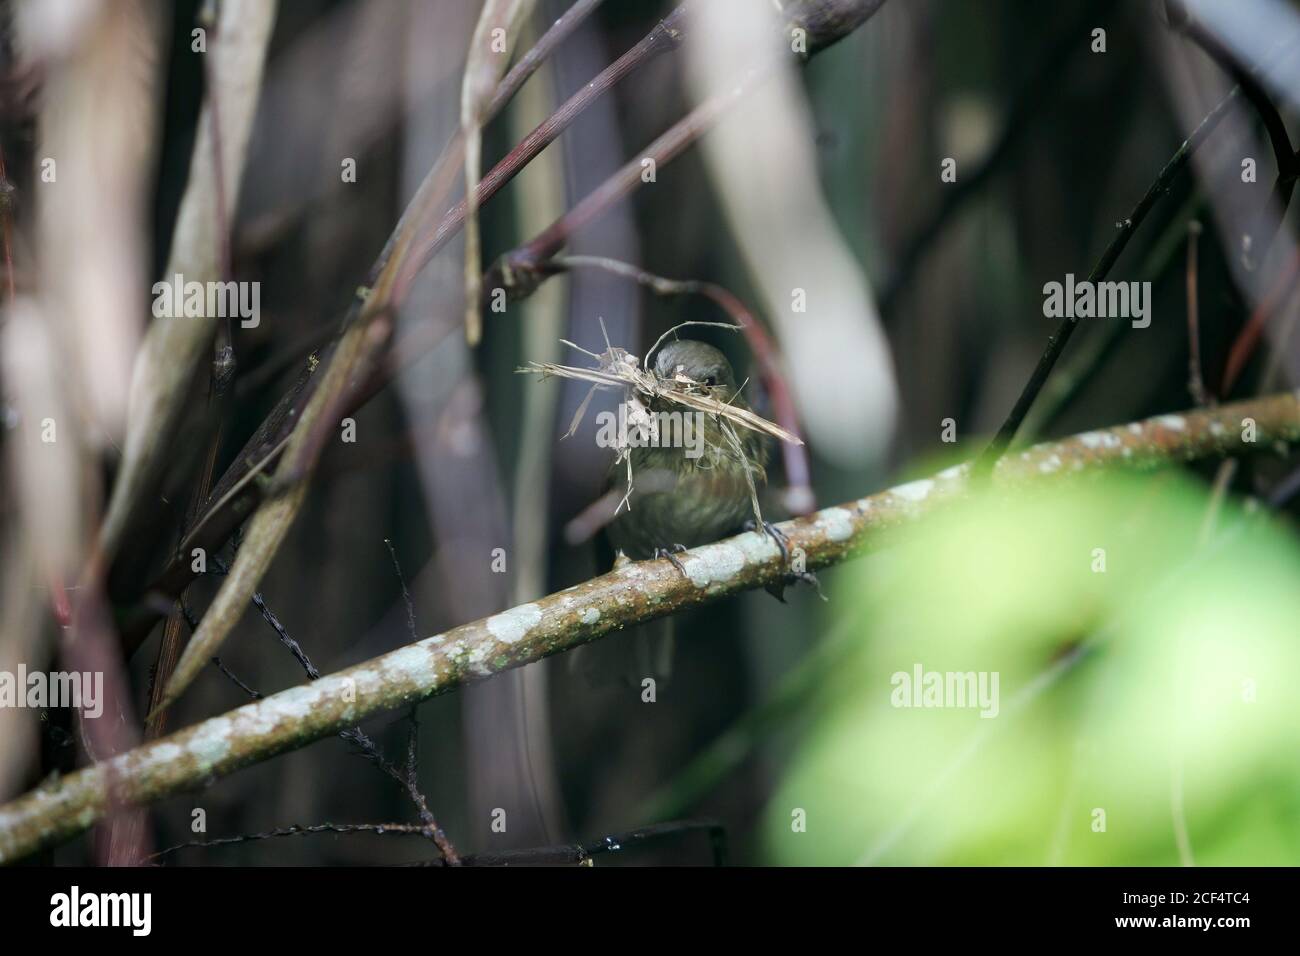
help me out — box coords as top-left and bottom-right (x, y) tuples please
(50, 886), (151, 936)
(595, 401), (706, 459)
(1043, 273), (1151, 328)
(0, 665), (103, 718)
(152, 273), (261, 328)
(890, 663), (999, 718)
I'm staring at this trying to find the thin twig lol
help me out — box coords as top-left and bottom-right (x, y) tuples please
(0, 144), (15, 309)
(151, 818), (726, 867)
(205, 552), (460, 864)
(384, 538), (419, 643)
(149, 822), (431, 860)
(973, 86), (1240, 475)
(1221, 248), (1300, 395)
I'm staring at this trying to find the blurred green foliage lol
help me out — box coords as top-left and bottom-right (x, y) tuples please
(765, 472), (1300, 864)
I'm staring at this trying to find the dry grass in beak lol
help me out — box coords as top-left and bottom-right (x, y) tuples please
(518, 323), (803, 527)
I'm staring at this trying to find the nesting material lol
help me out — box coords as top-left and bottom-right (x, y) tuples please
(518, 326), (802, 526)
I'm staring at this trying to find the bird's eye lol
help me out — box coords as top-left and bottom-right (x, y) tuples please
(702, 375), (717, 387)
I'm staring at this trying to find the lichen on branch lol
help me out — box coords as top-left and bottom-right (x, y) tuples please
(2, 390), (1298, 862)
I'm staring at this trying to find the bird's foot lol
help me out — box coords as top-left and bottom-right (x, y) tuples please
(652, 544), (690, 579)
(790, 569), (827, 601)
(744, 519), (826, 602)
(744, 519), (791, 565)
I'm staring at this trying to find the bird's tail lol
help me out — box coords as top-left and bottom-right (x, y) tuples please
(568, 614), (676, 690)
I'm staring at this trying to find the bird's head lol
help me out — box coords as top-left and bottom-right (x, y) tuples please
(650, 339), (740, 401)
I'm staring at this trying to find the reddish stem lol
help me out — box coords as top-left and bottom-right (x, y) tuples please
(1220, 249), (1300, 396)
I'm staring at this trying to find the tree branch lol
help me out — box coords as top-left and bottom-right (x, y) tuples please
(4, 390), (1300, 861)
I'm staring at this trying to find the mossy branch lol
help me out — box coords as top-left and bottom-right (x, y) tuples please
(3, 391), (1299, 862)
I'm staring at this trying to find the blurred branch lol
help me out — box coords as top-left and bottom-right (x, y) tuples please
(0, 145), (14, 308)
(1169, 0), (1300, 270)
(6, 389), (1300, 860)
(139, 1), (244, 740)
(1185, 220), (1211, 406)
(394, 2), (692, 302)
(118, 0), (888, 652)
(462, 0), (538, 346)
(156, 0), (557, 707)
(488, 77), (758, 294)
(493, 67), (573, 844)
(97, 0), (277, 559)
(116, 1), (689, 653)
(879, 1), (1113, 316)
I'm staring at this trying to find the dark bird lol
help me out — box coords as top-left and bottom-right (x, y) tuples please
(606, 339), (769, 563)
(588, 339), (805, 684)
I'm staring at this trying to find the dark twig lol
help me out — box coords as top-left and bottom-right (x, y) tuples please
(211, 554), (320, 678)
(148, 822), (431, 860)
(205, 553), (459, 863)
(381, 538), (431, 841)
(420, 819), (728, 867)
(211, 657), (260, 699)
(973, 86), (1240, 475)
(384, 538), (419, 643)
(150, 818), (726, 866)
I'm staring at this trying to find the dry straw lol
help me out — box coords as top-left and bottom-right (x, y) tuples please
(518, 321), (803, 524)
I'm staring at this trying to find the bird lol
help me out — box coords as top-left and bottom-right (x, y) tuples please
(593, 338), (772, 683)
(606, 339), (771, 565)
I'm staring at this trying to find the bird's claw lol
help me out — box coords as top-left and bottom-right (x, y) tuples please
(790, 569), (827, 601)
(653, 544), (690, 578)
(744, 518), (790, 565)
(745, 519), (825, 601)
